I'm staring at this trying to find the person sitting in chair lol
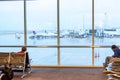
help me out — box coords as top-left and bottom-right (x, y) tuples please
(103, 45), (120, 71)
(17, 46), (27, 54)
(17, 46), (30, 71)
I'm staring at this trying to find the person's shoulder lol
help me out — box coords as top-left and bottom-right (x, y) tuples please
(17, 51), (25, 54)
(116, 48), (120, 52)
(115, 47), (119, 50)
(17, 51), (21, 53)
(117, 48), (120, 50)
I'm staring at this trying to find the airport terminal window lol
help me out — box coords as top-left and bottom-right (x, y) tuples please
(60, 48), (92, 66)
(26, 0), (57, 46)
(60, 0), (92, 46)
(94, 0), (120, 46)
(0, 1), (24, 45)
(94, 48), (113, 66)
(0, 48), (21, 52)
(27, 48), (57, 65)
(0, 0), (120, 66)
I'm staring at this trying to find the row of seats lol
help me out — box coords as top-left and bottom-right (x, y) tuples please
(103, 58), (120, 80)
(0, 52), (31, 78)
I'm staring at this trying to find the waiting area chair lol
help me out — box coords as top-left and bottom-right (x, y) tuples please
(0, 52), (32, 78)
(0, 52), (10, 67)
(103, 58), (120, 80)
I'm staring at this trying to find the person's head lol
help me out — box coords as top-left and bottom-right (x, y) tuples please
(21, 46), (27, 52)
(111, 45), (118, 51)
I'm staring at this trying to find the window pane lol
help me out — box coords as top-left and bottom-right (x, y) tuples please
(94, 0), (120, 45)
(28, 48), (57, 65)
(0, 47), (20, 52)
(0, 1), (24, 45)
(27, 0), (57, 46)
(60, 0), (92, 46)
(60, 48), (92, 66)
(94, 48), (113, 66)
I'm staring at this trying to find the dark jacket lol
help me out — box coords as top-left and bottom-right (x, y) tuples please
(112, 48), (120, 58)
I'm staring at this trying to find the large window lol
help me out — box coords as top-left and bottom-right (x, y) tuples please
(0, 0), (119, 67)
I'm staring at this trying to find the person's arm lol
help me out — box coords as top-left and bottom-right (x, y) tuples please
(112, 48), (119, 58)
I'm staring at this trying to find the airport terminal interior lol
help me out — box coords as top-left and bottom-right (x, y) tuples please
(1, 0), (120, 80)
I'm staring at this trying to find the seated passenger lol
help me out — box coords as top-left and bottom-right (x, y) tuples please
(17, 46), (30, 70)
(17, 46), (27, 54)
(103, 45), (120, 71)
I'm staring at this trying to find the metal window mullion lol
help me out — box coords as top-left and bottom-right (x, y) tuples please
(57, 0), (60, 66)
(92, 0), (94, 66)
(24, 0), (27, 46)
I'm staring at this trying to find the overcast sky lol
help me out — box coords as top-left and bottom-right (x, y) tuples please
(0, 0), (120, 31)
